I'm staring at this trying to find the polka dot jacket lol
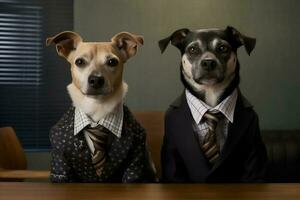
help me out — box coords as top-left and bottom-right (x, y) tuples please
(49, 105), (157, 183)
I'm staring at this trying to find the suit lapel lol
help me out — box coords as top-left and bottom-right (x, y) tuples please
(73, 133), (89, 152)
(173, 93), (210, 180)
(67, 108), (100, 181)
(210, 90), (252, 172)
(61, 109), (100, 181)
(98, 133), (119, 181)
(98, 115), (133, 182)
(63, 107), (89, 154)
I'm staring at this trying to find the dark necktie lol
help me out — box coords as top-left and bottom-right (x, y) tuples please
(201, 111), (224, 165)
(84, 125), (109, 176)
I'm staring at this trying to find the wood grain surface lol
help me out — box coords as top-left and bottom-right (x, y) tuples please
(0, 183), (300, 200)
(0, 170), (49, 179)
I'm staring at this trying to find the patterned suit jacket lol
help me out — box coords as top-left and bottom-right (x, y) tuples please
(49, 105), (156, 183)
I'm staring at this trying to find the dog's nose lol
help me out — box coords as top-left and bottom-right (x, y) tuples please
(201, 59), (217, 71)
(88, 75), (105, 89)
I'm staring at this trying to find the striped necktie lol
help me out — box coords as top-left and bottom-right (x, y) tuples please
(84, 125), (109, 176)
(201, 111), (224, 165)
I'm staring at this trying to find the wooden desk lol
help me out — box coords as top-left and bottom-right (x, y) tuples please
(0, 170), (50, 179)
(0, 183), (299, 200)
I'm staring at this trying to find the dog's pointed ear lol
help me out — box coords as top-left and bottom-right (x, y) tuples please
(226, 26), (256, 55)
(111, 32), (144, 62)
(46, 31), (82, 59)
(158, 28), (190, 53)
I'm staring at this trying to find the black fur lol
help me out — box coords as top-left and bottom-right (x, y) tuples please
(219, 60), (240, 102)
(160, 26), (255, 105)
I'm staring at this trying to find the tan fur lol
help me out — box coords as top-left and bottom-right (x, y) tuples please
(70, 42), (124, 95)
(46, 31), (143, 121)
(225, 52), (236, 78)
(111, 32), (144, 62)
(182, 54), (193, 78)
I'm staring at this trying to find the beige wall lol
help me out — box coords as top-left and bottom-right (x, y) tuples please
(74, 0), (300, 130)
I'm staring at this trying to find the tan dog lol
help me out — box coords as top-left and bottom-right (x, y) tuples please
(46, 31), (143, 121)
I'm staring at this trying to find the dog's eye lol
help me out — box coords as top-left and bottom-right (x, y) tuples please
(75, 58), (86, 67)
(218, 45), (228, 53)
(188, 46), (199, 55)
(107, 58), (119, 67)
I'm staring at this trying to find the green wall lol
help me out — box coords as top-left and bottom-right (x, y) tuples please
(27, 0), (300, 170)
(74, 0), (300, 130)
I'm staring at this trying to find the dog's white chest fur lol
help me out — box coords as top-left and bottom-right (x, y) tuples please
(67, 82), (128, 122)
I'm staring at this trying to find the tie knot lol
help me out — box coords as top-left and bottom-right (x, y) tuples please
(86, 124), (108, 132)
(203, 111), (223, 123)
(85, 125), (110, 141)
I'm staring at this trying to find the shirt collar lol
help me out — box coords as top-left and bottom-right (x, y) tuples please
(186, 89), (238, 124)
(74, 103), (123, 138)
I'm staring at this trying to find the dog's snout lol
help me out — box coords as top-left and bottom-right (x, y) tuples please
(201, 59), (217, 71)
(88, 75), (105, 89)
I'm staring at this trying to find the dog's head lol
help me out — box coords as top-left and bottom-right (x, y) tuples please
(46, 31), (143, 96)
(159, 26), (256, 87)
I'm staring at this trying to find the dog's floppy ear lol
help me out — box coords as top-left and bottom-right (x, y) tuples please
(226, 26), (256, 55)
(46, 31), (82, 59)
(111, 32), (144, 62)
(158, 28), (190, 53)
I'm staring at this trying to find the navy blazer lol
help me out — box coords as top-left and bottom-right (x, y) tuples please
(49, 105), (156, 183)
(161, 90), (268, 183)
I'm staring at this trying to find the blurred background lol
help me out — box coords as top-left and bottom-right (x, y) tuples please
(0, 0), (299, 171)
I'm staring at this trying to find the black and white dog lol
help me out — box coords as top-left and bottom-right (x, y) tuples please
(159, 26), (268, 183)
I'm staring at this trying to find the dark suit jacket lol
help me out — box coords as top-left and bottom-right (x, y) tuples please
(49, 105), (156, 183)
(161, 90), (268, 183)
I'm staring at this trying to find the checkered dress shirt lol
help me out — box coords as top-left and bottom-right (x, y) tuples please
(74, 103), (123, 153)
(186, 89), (238, 151)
